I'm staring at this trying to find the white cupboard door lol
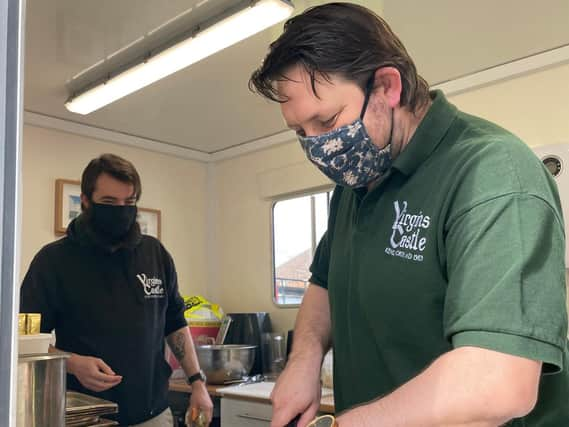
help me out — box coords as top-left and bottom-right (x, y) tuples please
(221, 398), (272, 427)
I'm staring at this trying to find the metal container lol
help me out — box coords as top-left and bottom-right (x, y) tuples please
(223, 312), (272, 376)
(17, 353), (70, 427)
(196, 344), (256, 384)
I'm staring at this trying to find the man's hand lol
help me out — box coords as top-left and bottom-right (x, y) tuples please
(67, 354), (122, 392)
(185, 382), (214, 426)
(270, 284), (332, 427)
(270, 355), (323, 427)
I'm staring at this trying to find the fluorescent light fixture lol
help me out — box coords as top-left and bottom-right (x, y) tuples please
(65, 0), (294, 115)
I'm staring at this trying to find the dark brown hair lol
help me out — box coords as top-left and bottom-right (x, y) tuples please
(81, 153), (141, 202)
(249, 2), (430, 112)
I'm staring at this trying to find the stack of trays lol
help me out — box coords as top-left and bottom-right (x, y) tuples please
(66, 391), (119, 426)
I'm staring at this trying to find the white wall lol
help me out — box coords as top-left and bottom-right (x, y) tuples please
(209, 141), (331, 333)
(211, 61), (569, 333)
(448, 63), (569, 148)
(20, 125), (209, 298)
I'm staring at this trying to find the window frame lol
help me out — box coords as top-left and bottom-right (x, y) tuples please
(270, 186), (334, 308)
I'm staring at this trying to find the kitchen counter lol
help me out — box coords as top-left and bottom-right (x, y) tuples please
(169, 379), (335, 413)
(169, 379), (226, 397)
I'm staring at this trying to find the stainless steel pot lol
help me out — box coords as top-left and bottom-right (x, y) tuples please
(196, 344), (256, 384)
(17, 353), (70, 427)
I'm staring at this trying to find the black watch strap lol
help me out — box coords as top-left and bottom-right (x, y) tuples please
(187, 369), (206, 385)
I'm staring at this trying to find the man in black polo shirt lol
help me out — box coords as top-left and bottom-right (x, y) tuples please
(20, 154), (213, 426)
(250, 3), (569, 427)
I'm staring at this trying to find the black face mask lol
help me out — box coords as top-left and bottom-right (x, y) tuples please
(89, 203), (137, 241)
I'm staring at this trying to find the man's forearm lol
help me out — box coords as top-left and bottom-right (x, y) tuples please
(168, 326), (213, 421)
(341, 346), (541, 427)
(167, 326), (202, 377)
(288, 284), (332, 367)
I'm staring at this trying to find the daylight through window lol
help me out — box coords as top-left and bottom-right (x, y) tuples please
(272, 190), (332, 305)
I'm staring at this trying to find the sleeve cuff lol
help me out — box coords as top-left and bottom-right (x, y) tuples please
(308, 273), (328, 289)
(452, 330), (563, 374)
(164, 314), (188, 337)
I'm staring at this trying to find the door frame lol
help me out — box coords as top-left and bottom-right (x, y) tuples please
(0, 0), (25, 425)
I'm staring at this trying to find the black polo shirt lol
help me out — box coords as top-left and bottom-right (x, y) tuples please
(20, 215), (187, 425)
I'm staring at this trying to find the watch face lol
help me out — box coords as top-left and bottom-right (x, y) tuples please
(307, 415), (336, 427)
(188, 370), (206, 384)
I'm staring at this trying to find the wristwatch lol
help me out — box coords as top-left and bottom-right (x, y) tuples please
(186, 369), (206, 385)
(288, 414), (337, 427)
(307, 415), (337, 427)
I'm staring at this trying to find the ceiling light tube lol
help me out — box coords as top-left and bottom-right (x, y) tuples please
(65, 0), (294, 115)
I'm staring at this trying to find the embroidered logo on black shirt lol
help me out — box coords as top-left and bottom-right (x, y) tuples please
(136, 273), (165, 298)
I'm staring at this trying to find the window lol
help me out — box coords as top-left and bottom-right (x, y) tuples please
(272, 189), (333, 306)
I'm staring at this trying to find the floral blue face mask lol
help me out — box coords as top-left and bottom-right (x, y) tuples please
(298, 76), (393, 188)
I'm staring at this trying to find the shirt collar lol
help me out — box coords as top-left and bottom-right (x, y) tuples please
(392, 90), (458, 176)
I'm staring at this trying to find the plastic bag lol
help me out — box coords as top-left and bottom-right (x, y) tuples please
(183, 295), (224, 345)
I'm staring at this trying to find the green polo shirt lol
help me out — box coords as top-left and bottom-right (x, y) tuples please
(310, 91), (569, 425)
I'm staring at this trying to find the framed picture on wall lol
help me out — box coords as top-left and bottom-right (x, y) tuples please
(54, 179), (81, 235)
(137, 207), (161, 240)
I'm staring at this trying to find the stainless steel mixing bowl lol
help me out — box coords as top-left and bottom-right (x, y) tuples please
(196, 344), (256, 384)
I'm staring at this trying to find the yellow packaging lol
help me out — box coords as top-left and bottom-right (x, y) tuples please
(18, 314), (27, 335)
(183, 295), (223, 321)
(183, 295), (223, 345)
(26, 313), (41, 335)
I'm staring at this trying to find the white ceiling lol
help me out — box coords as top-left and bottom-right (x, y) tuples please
(24, 0), (569, 157)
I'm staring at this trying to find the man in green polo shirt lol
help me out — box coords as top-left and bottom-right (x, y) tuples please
(249, 3), (569, 427)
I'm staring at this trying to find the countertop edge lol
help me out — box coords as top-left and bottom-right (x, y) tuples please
(168, 380), (335, 413)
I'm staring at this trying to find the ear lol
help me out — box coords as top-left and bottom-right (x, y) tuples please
(80, 194), (89, 211)
(372, 67), (402, 108)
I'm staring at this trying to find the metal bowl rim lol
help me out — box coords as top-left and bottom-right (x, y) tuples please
(18, 352), (71, 362)
(196, 344), (257, 350)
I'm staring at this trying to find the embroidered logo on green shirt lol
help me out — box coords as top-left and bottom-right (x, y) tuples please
(385, 200), (431, 262)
